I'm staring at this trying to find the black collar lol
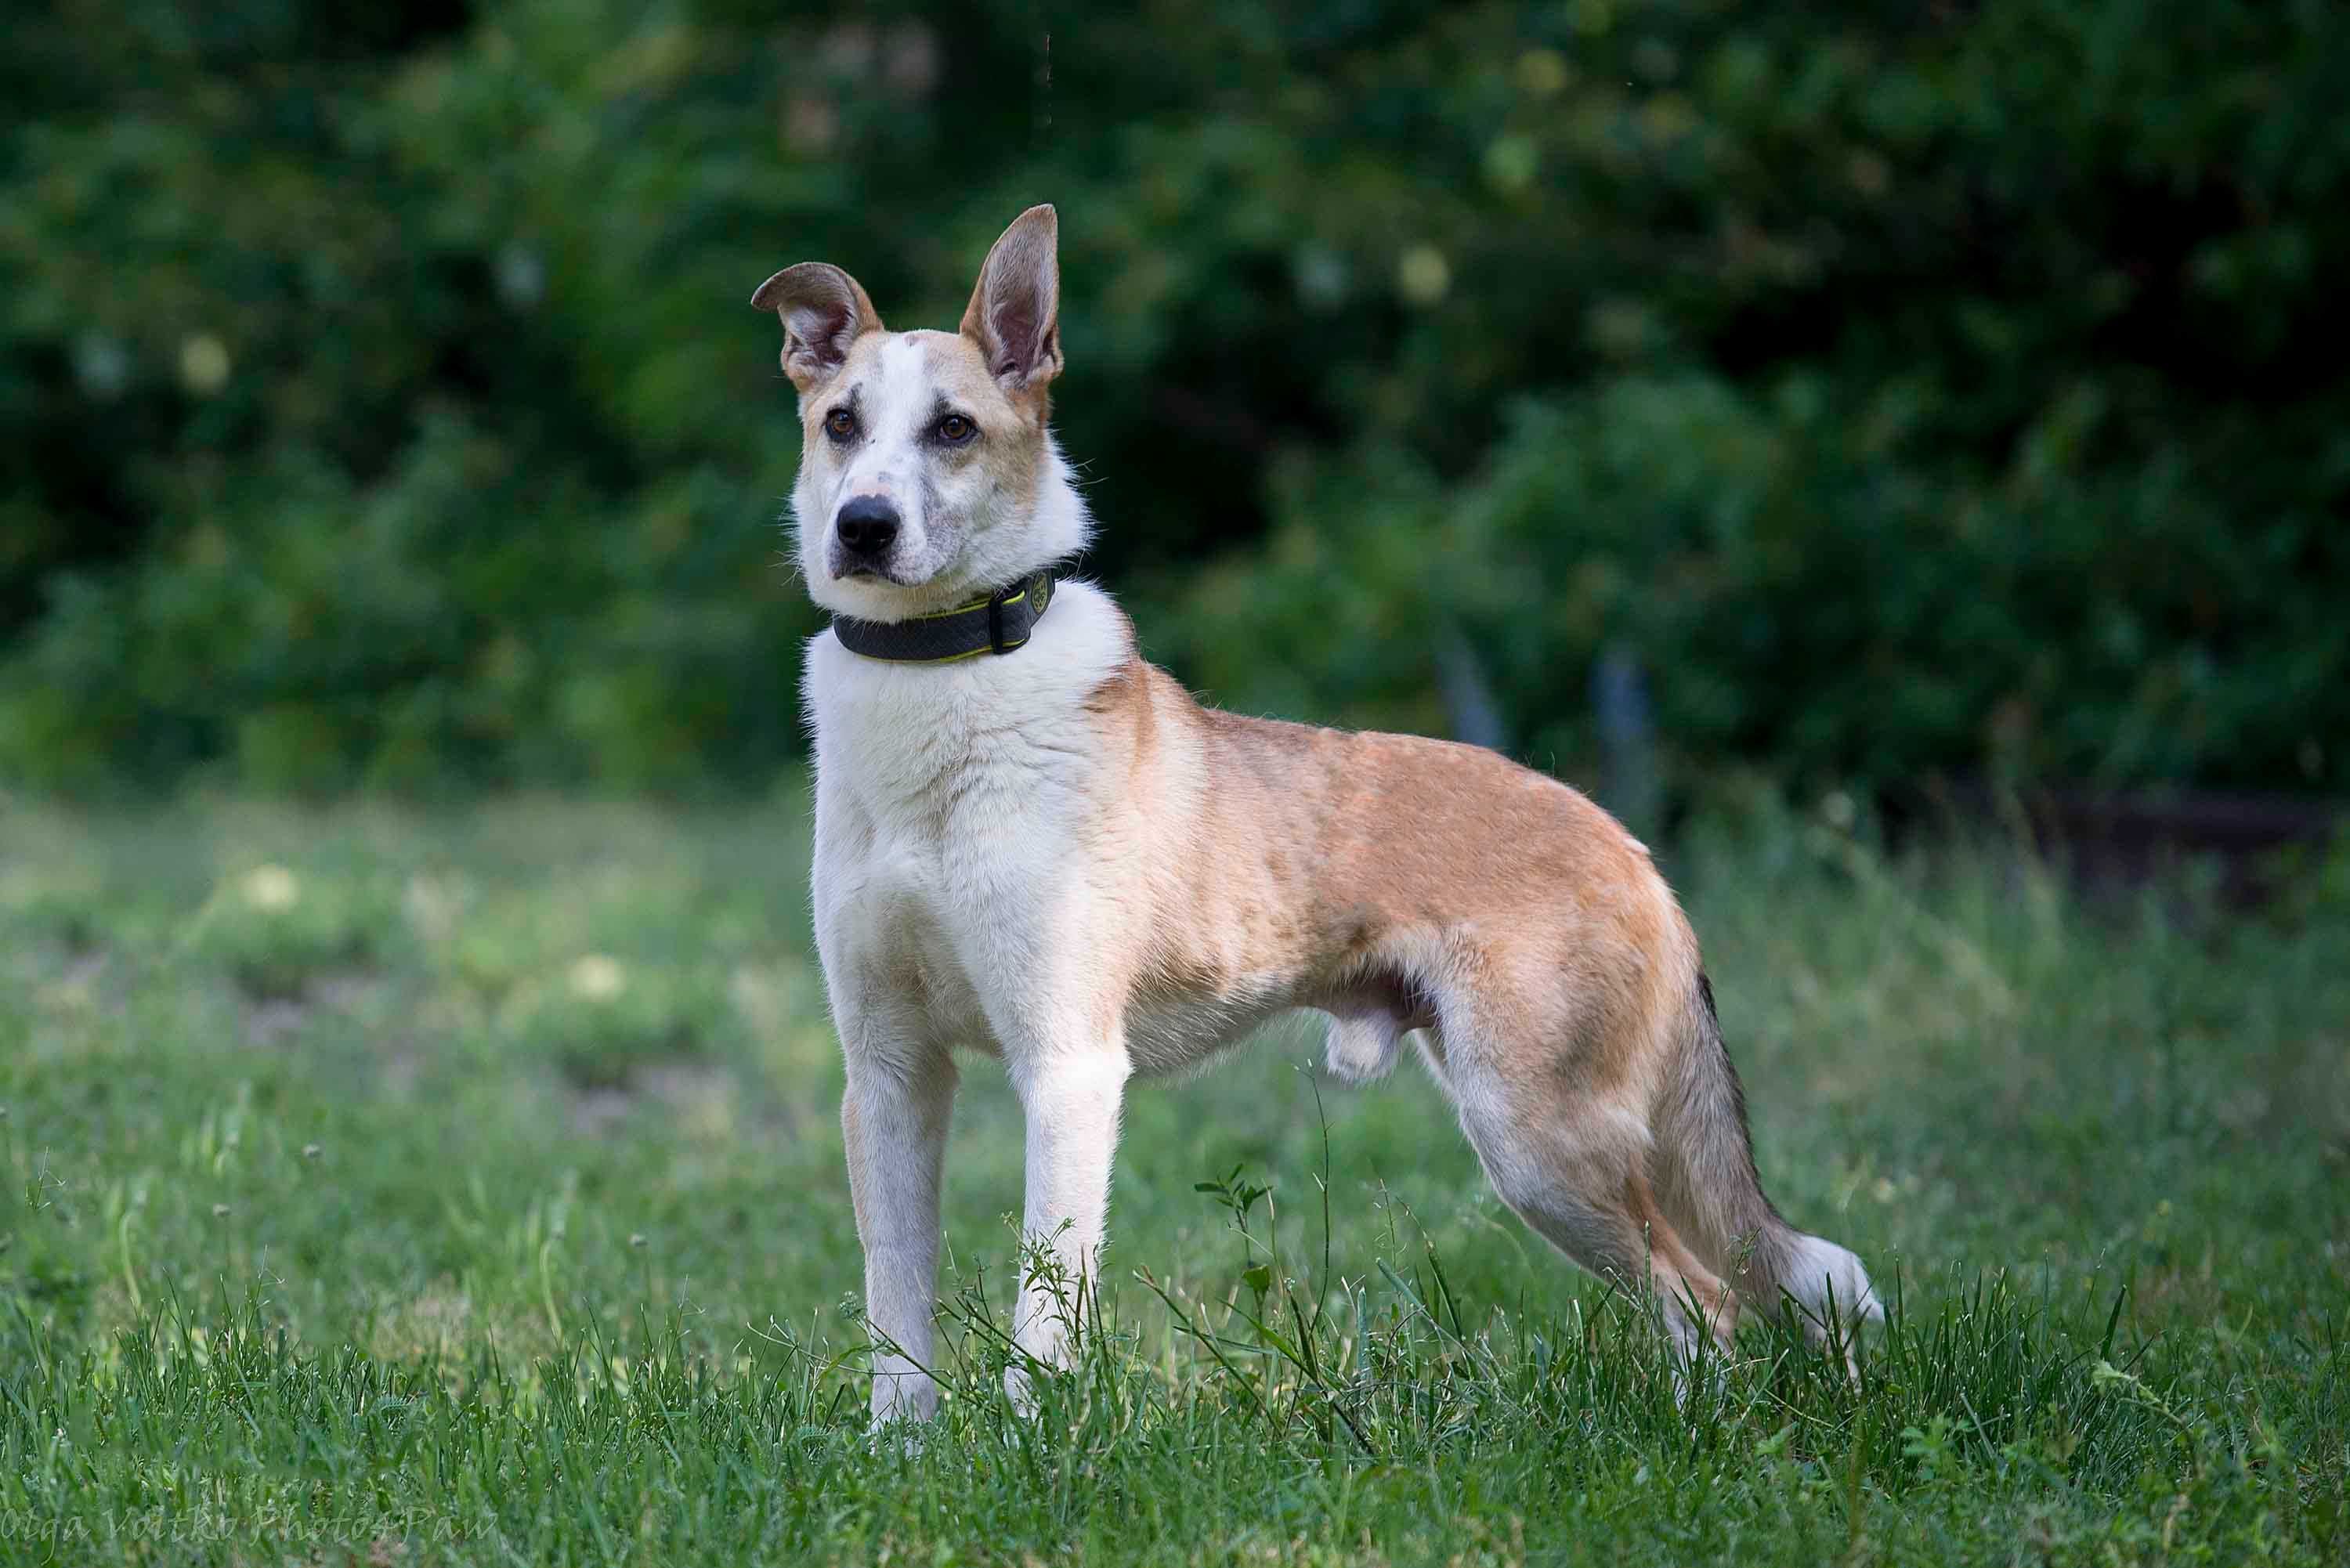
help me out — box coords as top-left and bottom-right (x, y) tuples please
(830, 572), (1057, 663)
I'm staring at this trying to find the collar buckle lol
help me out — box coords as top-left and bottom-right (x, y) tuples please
(987, 585), (1010, 655)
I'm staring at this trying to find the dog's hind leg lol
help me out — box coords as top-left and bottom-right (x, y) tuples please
(1428, 1035), (1738, 1367)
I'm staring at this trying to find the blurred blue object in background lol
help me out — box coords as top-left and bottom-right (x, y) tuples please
(1592, 643), (1660, 847)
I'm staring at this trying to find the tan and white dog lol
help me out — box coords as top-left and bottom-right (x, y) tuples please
(755, 205), (1879, 1424)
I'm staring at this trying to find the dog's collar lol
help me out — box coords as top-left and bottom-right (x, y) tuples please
(830, 572), (1058, 663)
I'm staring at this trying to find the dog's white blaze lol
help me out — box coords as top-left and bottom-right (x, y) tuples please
(818, 337), (939, 564)
(841, 338), (932, 507)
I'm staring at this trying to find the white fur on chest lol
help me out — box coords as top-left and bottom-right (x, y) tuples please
(805, 582), (1130, 1054)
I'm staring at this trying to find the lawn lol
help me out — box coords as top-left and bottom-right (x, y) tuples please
(1, 789), (2343, 1565)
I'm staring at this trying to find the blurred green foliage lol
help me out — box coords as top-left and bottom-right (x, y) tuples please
(3, 0), (2345, 794)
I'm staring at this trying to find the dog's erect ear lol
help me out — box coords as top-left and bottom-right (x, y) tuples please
(959, 204), (1062, 396)
(750, 262), (884, 393)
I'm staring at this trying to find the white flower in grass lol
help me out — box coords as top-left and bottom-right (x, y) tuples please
(240, 865), (300, 912)
(569, 954), (627, 1002)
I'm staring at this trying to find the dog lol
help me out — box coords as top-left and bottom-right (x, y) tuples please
(754, 204), (1880, 1424)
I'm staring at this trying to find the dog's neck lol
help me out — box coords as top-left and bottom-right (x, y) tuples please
(830, 570), (1058, 663)
(804, 578), (1135, 818)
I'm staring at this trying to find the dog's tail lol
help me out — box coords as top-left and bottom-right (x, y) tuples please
(1650, 972), (1882, 1341)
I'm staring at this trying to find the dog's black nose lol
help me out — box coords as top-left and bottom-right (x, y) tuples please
(834, 495), (901, 559)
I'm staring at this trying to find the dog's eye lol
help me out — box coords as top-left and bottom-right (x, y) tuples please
(935, 414), (975, 445)
(824, 407), (857, 442)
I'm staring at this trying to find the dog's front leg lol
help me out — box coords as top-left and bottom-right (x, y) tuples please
(841, 1047), (956, 1426)
(1006, 1044), (1129, 1407)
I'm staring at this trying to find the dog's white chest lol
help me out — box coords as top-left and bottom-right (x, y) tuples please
(804, 583), (1130, 1053)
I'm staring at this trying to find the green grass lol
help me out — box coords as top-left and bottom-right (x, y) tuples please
(1, 788), (2345, 1565)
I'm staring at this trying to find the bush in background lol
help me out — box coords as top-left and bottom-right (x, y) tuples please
(2, 0), (2344, 796)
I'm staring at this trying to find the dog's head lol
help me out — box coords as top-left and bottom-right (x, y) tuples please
(754, 204), (1088, 621)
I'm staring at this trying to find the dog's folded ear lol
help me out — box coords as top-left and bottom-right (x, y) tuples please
(751, 262), (883, 393)
(960, 204), (1062, 397)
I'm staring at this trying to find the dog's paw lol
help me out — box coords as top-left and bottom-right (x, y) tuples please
(868, 1362), (940, 1433)
(1003, 1362), (1040, 1420)
(868, 1414), (931, 1458)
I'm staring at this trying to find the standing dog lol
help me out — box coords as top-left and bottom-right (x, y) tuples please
(756, 205), (1878, 1424)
